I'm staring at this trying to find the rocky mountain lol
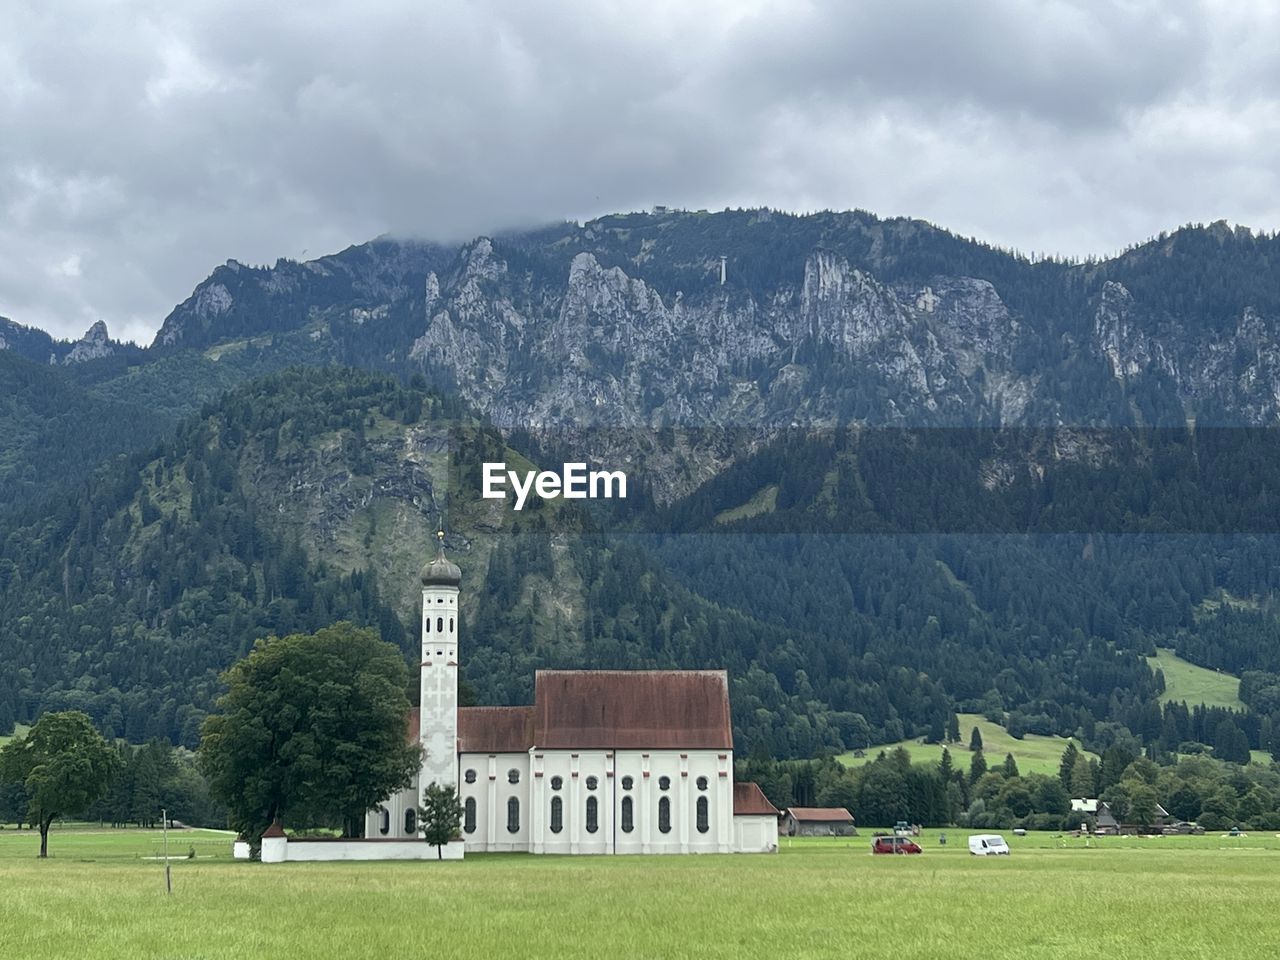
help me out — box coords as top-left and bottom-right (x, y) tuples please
(0, 316), (130, 366)
(149, 211), (1280, 439)
(0, 315), (59, 364)
(7, 208), (1280, 761)
(63, 320), (116, 364)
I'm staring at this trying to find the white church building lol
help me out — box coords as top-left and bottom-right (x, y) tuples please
(364, 535), (780, 855)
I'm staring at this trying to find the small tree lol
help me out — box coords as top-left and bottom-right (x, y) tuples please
(0, 711), (118, 857)
(1057, 741), (1079, 787)
(969, 727), (983, 752)
(1002, 753), (1020, 778)
(1069, 753), (1097, 798)
(1126, 781), (1159, 827)
(418, 781), (463, 860)
(969, 749), (988, 785)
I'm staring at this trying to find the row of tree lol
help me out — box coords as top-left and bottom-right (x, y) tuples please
(739, 736), (1280, 832)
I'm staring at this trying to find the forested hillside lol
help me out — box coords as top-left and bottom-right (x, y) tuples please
(0, 352), (172, 513)
(6, 208), (1280, 766)
(0, 368), (948, 755)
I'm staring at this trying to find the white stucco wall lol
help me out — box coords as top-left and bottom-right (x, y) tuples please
(514, 749), (734, 854)
(262, 837), (464, 862)
(364, 782), (421, 840)
(733, 815), (779, 853)
(458, 752), (530, 852)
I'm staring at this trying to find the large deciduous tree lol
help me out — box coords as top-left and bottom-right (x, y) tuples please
(0, 711), (119, 857)
(197, 622), (421, 841)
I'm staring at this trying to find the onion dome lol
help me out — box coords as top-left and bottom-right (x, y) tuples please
(421, 529), (461, 587)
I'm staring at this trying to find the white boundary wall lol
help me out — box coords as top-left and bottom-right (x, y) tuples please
(260, 836), (464, 862)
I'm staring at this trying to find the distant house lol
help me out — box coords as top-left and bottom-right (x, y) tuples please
(782, 807), (856, 837)
(1071, 798), (1170, 834)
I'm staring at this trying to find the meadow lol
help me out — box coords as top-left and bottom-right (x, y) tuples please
(2, 826), (1279, 959)
(1147, 647), (1244, 710)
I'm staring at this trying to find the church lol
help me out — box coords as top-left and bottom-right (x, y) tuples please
(364, 534), (780, 855)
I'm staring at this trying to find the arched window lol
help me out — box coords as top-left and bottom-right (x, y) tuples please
(507, 797), (520, 834)
(378, 807), (390, 836)
(436, 616), (444, 633)
(586, 796), (599, 834)
(464, 798), (476, 834)
(551, 776), (563, 791)
(550, 796), (564, 834)
(464, 768), (477, 784)
(696, 796), (709, 834)
(621, 776), (634, 791)
(696, 776), (708, 791)
(405, 808), (417, 835)
(658, 797), (672, 834)
(508, 768), (520, 784)
(449, 618), (454, 631)
(425, 617), (431, 633)
(586, 776), (598, 791)
(658, 776), (671, 791)
(621, 796), (634, 833)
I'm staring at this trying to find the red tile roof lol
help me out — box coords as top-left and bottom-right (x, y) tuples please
(261, 821), (287, 838)
(734, 782), (779, 817)
(533, 670), (733, 750)
(458, 706), (535, 753)
(786, 807), (855, 823)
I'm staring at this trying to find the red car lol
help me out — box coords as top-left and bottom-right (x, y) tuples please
(872, 835), (923, 854)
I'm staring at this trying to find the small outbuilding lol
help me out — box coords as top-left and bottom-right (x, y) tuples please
(733, 782), (781, 852)
(782, 807), (857, 837)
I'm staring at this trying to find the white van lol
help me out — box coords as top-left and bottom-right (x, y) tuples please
(968, 834), (1010, 856)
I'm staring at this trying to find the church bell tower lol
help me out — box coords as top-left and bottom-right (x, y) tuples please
(419, 530), (461, 793)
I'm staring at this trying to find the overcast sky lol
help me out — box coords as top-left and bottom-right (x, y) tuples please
(3, 0), (1278, 345)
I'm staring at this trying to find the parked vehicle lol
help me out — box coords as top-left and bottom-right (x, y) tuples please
(968, 834), (1010, 856)
(872, 835), (922, 855)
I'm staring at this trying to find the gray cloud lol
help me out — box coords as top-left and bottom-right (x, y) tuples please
(0, 0), (1276, 345)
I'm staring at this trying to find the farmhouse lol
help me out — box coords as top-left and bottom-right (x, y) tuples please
(782, 807), (857, 837)
(362, 534), (779, 855)
(1071, 798), (1171, 835)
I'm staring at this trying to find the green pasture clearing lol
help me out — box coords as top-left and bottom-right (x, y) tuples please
(837, 713), (1092, 775)
(0, 722), (29, 748)
(715, 483), (778, 524)
(2, 828), (1280, 960)
(1147, 647), (1244, 710)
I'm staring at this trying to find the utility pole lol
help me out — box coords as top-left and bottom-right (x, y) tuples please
(162, 808), (172, 895)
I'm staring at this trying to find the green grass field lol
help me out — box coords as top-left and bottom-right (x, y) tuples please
(837, 713), (1091, 775)
(2, 827), (1279, 959)
(1147, 647), (1244, 710)
(0, 723), (29, 748)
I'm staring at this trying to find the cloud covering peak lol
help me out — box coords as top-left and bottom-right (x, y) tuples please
(1, 0), (1276, 342)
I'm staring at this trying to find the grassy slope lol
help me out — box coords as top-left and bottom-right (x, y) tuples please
(1146, 650), (1272, 764)
(0, 723), (28, 748)
(2, 829), (1280, 960)
(837, 713), (1092, 776)
(1147, 648), (1244, 710)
